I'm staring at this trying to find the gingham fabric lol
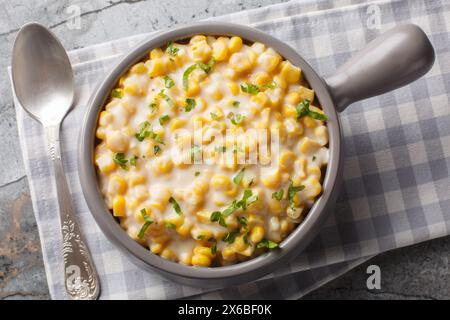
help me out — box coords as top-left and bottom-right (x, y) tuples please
(9, 0), (450, 299)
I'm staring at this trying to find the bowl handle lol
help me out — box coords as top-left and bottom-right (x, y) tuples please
(325, 24), (435, 112)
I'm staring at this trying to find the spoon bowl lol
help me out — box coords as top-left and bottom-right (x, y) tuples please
(12, 22), (74, 125)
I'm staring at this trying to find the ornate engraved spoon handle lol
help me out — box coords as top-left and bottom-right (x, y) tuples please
(45, 125), (100, 300)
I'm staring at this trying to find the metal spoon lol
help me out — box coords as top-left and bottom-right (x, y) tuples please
(11, 22), (100, 300)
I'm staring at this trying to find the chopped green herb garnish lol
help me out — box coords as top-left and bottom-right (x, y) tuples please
(149, 102), (158, 112)
(210, 211), (227, 228)
(169, 197), (183, 215)
(287, 180), (305, 208)
(229, 113), (246, 125)
(191, 144), (201, 162)
(184, 98), (196, 112)
(113, 153), (128, 170)
(153, 145), (161, 155)
(243, 232), (250, 245)
(111, 89), (123, 99)
(211, 243), (217, 255)
(195, 171), (200, 176)
(198, 57), (215, 74)
(183, 64), (197, 90)
(210, 112), (219, 120)
(256, 239), (279, 250)
(232, 100), (240, 108)
(165, 222), (176, 229)
(295, 99), (327, 121)
(214, 146), (227, 153)
(138, 208), (153, 239)
(262, 81), (277, 89)
(272, 189), (284, 201)
(164, 76), (175, 89)
(129, 155), (138, 166)
(239, 189), (258, 210)
(222, 230), (240, 244)
(158, 89), (174, 108)
(135, 121), (151, 142)
(247, 179), (254, 187)
(159, 114), (170, 125)
(240, 82), (260, 95)
(135, 121), (164, 144)
(233, 168), (245, 185)
(238, 216), (248, 227)
(197, 235), (206, 240)
(165, 41), (179, 57)
(312, 156), (316, 161)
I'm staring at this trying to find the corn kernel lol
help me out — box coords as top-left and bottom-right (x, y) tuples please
(251, 92), (271, 108)
(212, 38), (229, 61)
(229, 52), (253, 73)
(96, 127), (105, 140)
(280, 61), (301, 83)
(250, 225), (265, 243)
(148, 58), (167, 77)
(282, 105), (297, 118)
(160, 248), (176, 261)
(194, 246), (215, 258)
(261, 170), (282, 189)
(99, 110), (113, 126)
(130, 62), (147, 74)
(150, 243), (164, 254)
(191, 253), (211, 267)
(315, 126), (329, 146)
(153, 158), (173, 174)
(190, 35), (206, 44)
(128, 173), (145, 186)
(298, 86), (315, 101)
(211, 174), (232, 191)
(253, 71), (270, 87)
(170, 118), (187, 132)
(228, 36), (243, 53)
(109, 175), (127, 194)
(258, 53), (281, 73)
(233, 235), (248, 252)
(191, 40), (212, 62)
(150, 48), (164, 59)
(227, 82), (239, 96)
(186, 81), (201, 97)
(279, 150), (296, 171)
(176, 223), (193, 237)
(269, 199), (282, 215)
(303, 116), (318, 128)
(299, 137), (321, 155)
(106, 131), (129, 153)
(308, 165), (321, 179)
(286, 91), (301, 105)
(113, 195), (126, 217)
(222, 246), (236, 261)
(95, 154), (117, 174)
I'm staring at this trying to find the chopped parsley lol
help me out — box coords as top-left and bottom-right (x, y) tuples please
(149, 102), (158, 112)
(210, 112), (219, 120)
(210, 211), (227, 228)
(184, 98), (196, 112)
(182, 64), (197, 90)
(232, 100), (240, 108)
(158, 89), (174, 108)
(195, 171), (200, 176)
(153, 145), (161, 156)
(228, 112), (245, 125)
(169, 197), (183, 215)
(165, 222), (176, 229)
(113, 153), (128, 170)
(287, 180), (305, 208)
(295, 99), (327, 121)
(111, 89), (123, 99)
(238, 216), (248, 227)
(233, 168), (245, 185)
(211, 243), (217, 255)
(256, 239), (279, 250)
(240, 82), (260, 95)
(198, 57), (215, 74)
(159, 114), (170, 125)
(129, 155), (138, 166)
(165, 41), (179, 57)
(272, 189), (284, 201)
(138, 208), (153, 239)
(222, 230), (240, 244)
(191, 144), (201, 162)
(135, 121), (164, 144)
(262, 81), (277, 89)
(164, 76), (175, 89)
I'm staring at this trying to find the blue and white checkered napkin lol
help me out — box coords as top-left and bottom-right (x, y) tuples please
(10, 0), (450, 299)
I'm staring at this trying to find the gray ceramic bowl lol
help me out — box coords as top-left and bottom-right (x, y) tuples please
(78, 22), (434, 288)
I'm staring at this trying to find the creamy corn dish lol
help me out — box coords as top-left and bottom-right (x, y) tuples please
(94, 35), (329, 267)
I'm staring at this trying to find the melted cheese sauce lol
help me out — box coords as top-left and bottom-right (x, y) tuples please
(94, 35), (329, 267)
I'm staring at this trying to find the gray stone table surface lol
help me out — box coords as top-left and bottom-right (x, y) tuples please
(0, 0), (449, 300)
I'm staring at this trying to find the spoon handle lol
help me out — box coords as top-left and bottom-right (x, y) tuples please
(45, 125), (100, 300)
